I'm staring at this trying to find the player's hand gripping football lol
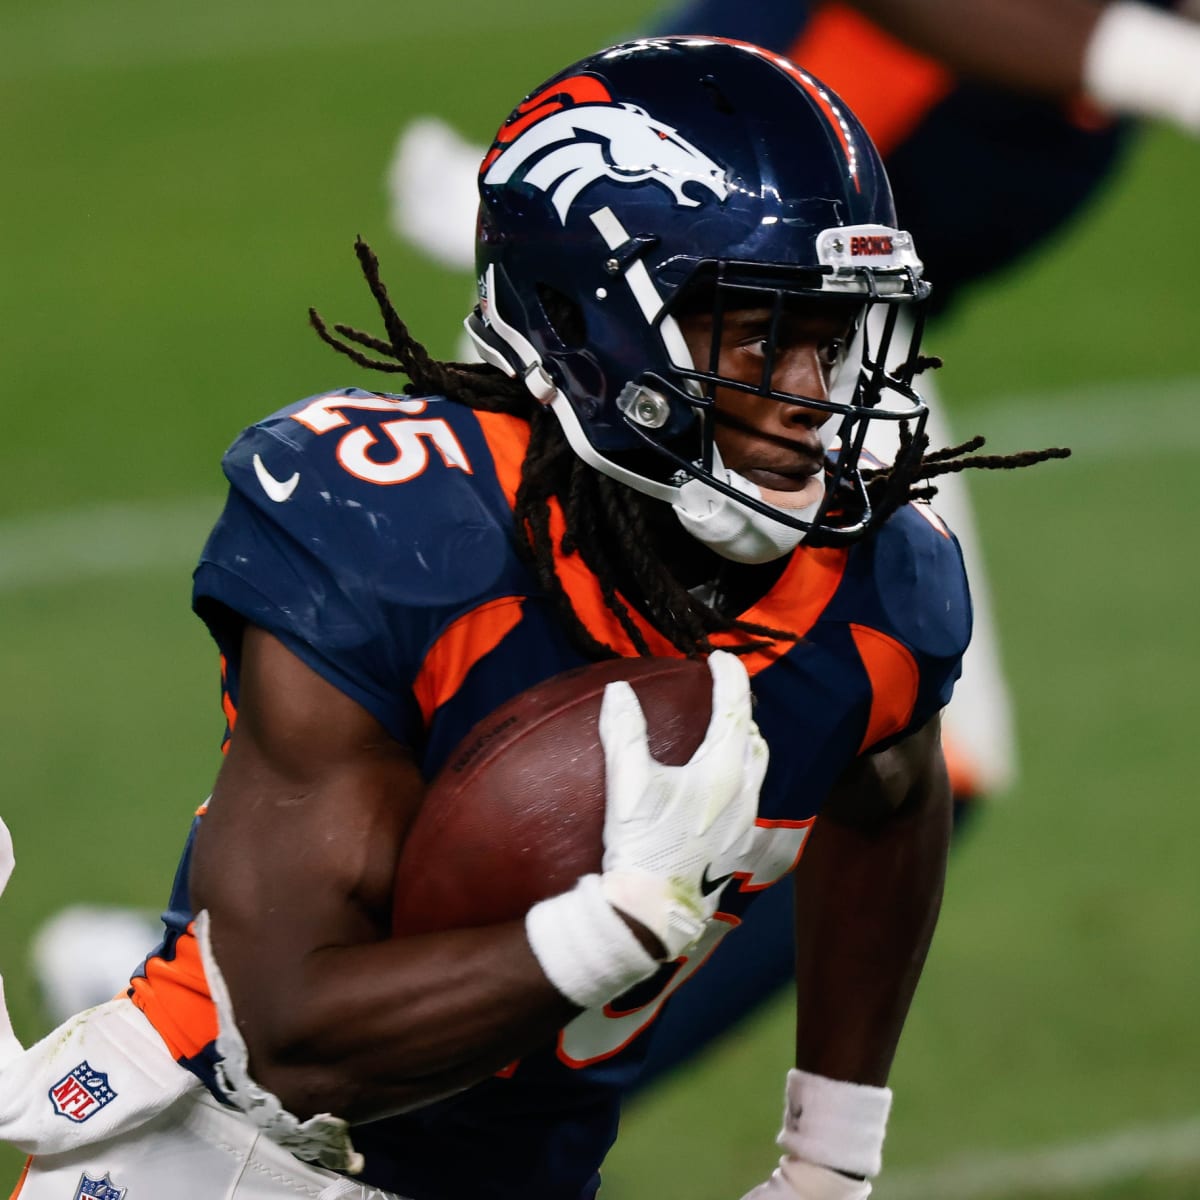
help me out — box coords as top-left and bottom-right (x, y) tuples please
(598, 650), (767, 959)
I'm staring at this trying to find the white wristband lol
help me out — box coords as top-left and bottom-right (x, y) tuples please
(1083, 1), (1200, 133)
(777, 1069), (892, 1180)
(525, 874), (659, 1010)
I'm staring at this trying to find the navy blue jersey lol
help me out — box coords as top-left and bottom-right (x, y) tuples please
(131, 388), (970, 1199)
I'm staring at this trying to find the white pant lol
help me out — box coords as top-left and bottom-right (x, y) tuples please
(12, 1089), (405, 1200)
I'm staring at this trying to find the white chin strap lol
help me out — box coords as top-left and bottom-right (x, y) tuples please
(672, 442), (825, 565)
(540, 385), (824, 566)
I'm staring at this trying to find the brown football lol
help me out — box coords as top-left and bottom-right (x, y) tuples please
(392, 656), (713, 935)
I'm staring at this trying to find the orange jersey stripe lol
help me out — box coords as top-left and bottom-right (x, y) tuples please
(849, 623), (920, 752)
(728, 544), (850, 674)
(128, 922), (217, 1063)
(475, 409), (530, 510)
(788, 5), (955, 158)
(548, 499), (851, 672)
(475, 410), (680, 659)
(549, 494), (680, 660)
(413, 596), (528, 725)
(219, 652), (238, 755)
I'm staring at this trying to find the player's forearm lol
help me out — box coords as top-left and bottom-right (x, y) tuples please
(791, 769), (951, 1085)
(231, 921), (579, 1122)
(849, 0), (1102, 98)
(732, 755), (951, 1197)
(218, 883), (666, 1123)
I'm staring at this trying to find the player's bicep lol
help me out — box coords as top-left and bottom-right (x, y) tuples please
(190, 625), (424, 953)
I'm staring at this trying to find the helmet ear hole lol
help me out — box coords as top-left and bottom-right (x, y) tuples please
(537, 284), (587, 350)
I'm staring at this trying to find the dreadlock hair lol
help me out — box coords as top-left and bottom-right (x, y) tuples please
(310, 239), (1070, 659)
(854, 414), (1071, 542)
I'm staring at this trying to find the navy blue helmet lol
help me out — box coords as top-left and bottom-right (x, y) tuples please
(466, 36), (930, 542)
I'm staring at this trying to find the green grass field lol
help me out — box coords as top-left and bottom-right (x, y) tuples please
(2, 2), (1198, 1195)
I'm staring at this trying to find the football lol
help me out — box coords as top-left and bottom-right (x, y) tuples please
(391, 656), (713, 935)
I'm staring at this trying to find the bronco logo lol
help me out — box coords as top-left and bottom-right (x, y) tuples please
(482, 75), (728, 224)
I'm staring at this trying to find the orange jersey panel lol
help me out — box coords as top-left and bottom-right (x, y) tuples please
(849, 622), (920, 752)
(127, 921), (217, 1063)
(413, 596), (528, 725)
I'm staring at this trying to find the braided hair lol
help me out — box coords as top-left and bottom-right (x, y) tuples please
(310, 239), (1069, 659)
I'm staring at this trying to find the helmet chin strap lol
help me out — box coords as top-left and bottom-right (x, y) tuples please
(672, 442), (825, 565)
(545, 380), (826, 566)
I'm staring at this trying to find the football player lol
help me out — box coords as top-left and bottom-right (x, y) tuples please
(2, 38), (1066, 1200)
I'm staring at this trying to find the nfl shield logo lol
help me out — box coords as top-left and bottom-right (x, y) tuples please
(73, 1173), (127, 1200)
(48, 1061), (117, 1123)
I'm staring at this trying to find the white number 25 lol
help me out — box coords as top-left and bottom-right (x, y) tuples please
(291, 393), (472, 485)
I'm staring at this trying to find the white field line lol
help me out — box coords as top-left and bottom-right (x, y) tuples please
(947, 373), (1200, 460)
(0, 497), (221, 595)
(880, 1114), (1200, 1199)
(2, 375), (1198, 598)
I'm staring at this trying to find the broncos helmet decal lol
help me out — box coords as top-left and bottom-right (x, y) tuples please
(481, 75), (729, 223)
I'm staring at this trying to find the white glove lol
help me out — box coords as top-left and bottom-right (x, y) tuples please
(525, 651), (765, 1008)
(598, 650), (768, 959)
(1084, 1), (1200, 135)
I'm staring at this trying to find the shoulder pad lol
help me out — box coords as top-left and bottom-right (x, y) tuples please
(867, 501), (971, 662)
(218, 389), (521, 607)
